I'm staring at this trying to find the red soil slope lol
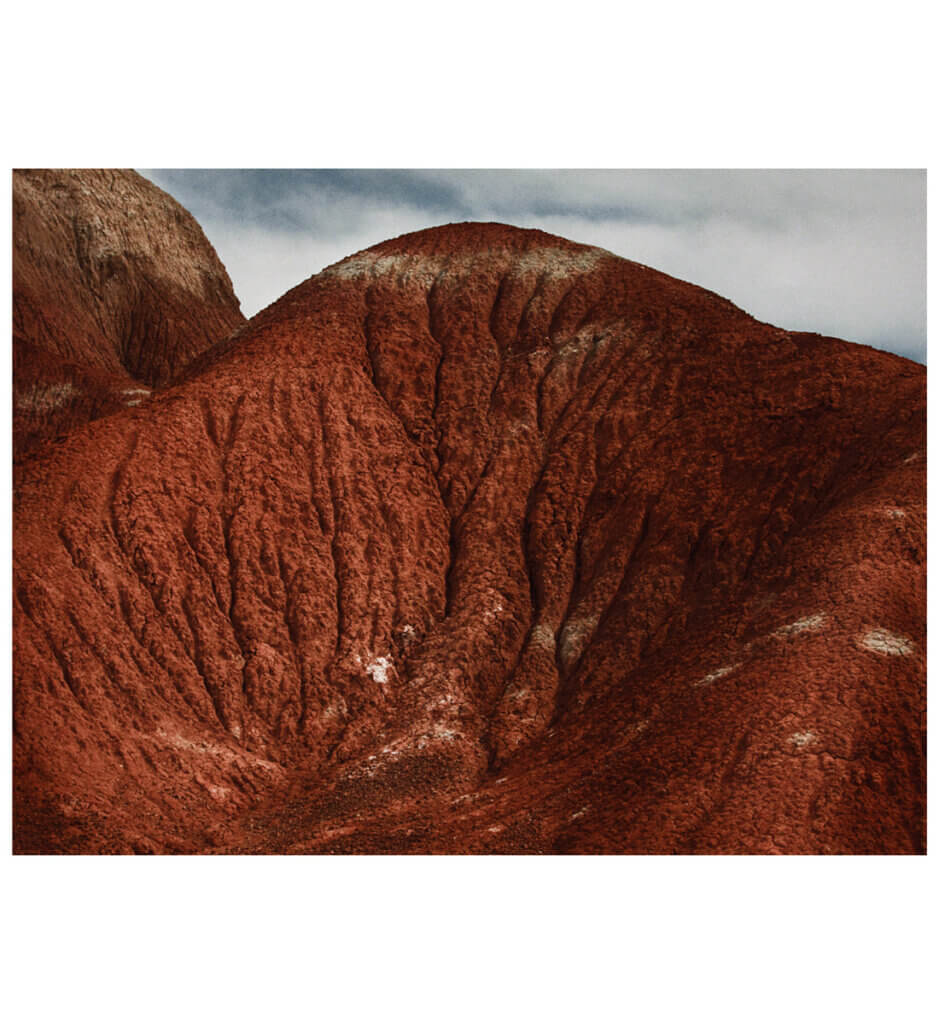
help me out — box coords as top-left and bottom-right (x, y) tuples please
(12, 222), (925, 854)
(13, 169), (244, 454)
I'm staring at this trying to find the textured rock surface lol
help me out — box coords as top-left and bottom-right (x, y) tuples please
(13, 222), (925, 854)
(13, 169), (244, 454)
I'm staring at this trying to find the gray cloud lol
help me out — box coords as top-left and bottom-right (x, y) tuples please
(139, 169), (926, 362)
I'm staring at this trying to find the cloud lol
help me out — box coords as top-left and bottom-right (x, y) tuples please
(139, 169), (926, 362)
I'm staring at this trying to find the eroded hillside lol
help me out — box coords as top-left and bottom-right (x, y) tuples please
(13, 169), (244, 454)
(13, 221), (925, 853)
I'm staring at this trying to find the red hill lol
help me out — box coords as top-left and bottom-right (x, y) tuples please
(13, 169), (244, 454)
(13, 216), (925, 853)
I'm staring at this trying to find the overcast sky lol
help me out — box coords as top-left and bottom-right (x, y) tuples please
(139, 169), (926, 363)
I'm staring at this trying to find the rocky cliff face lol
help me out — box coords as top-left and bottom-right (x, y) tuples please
(13, 169), (244, 453)
(12, 221), (925, 854)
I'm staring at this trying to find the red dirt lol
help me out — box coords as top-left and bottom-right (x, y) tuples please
(12, 217), (925, 854)
(13, 169), (244, 454)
